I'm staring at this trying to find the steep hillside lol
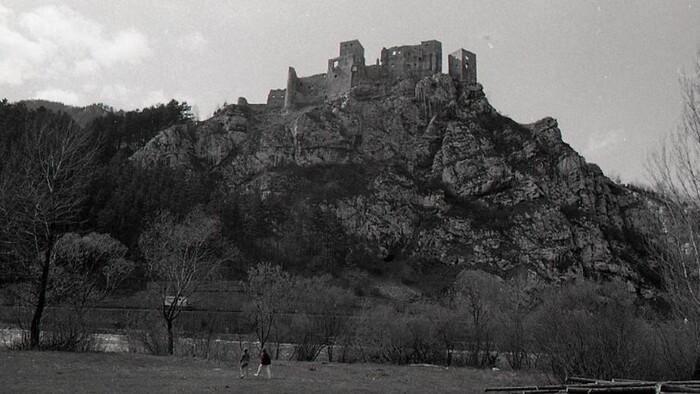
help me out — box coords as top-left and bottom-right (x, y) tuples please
(132, 75), (663, 296)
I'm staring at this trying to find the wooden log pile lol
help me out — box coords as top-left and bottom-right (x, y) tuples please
(485, 377), (700, 393)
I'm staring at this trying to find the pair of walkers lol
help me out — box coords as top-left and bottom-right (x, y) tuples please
(239, 348), (272, 379)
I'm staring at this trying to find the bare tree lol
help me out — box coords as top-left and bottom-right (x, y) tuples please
(139, 207), (226, 355)
(293, 275), (355, 361)
(6, 232), (133, 350)
(451, 269), (504, 367)
(244, 262), (293, 351)
(51, 232), (134, 324)
(533, 280), (642, 381)
(498, 278), (534, 370)
(0, 116), (97, 349)
(649, 51), (700, 361)
(425, 298), (466, 366)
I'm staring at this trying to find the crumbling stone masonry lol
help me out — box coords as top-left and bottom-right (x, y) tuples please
(266, 39), (477, 109)
(380, 40), (442, 80)
(266, 89), (285, 108)
(448, 49), (477, 84)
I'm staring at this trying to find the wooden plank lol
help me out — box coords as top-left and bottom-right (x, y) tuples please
(485, 385), (566, 392)
(660, 384), (700, 393)
(567, 386), (656, 393)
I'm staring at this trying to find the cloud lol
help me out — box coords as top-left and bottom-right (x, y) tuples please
(0, 3), (11, 27)
(27, 83), (170, 110)
(34, 88), (83, 106)
(482, 34), (496, 49)
(0, 5), (46, 84)
(140, 90), (168, 107)
(94, 83), (168, 110)
(0, 4), (151, 85)
(177, 31), (208, 52)
(581, 129), (626, 158)
(93, 29), (152, 67)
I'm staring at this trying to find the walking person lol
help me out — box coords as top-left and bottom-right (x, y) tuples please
(254, 348), (272, 379)
(239, 348), (250, 379)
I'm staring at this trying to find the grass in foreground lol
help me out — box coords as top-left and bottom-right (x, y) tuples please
(0, 351), (550, 393)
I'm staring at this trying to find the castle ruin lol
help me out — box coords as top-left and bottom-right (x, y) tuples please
(268, 39), (476, 109)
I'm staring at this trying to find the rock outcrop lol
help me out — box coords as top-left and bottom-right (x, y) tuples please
(132, 76), (663, 296)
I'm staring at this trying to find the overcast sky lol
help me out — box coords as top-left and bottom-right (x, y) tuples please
(1, 1), (699, 184)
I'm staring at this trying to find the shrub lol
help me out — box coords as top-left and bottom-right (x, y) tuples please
(647, 320), (696, 379)
(284, 314), (323, 361)
(124, 311), (169, 356)
(496, 280), (537, 370)
(347, 301), (461, 366)
(6, 307), (98, 352)
(178, 315), (219, 359)
(531, 280), (695, 381)
(353, 305), (412, 364)
(451, 270), (503, 368)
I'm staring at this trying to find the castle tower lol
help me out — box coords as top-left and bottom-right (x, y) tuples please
(326, 39), (365, 98)
(284, 66), (298, 109)
(328, 40), (365, 75)
(448, 49), (477, 84)
(338, 39), (365, 66)
(420, 40), (442, 75)
(380, 40), (442, 79)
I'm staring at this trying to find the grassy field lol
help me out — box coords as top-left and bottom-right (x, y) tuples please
(0, 350), (550, 393)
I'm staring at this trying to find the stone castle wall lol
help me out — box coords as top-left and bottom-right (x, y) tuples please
(266, 39), (476, 109)
(267, 89), (285, 108)
(284, 68), (330, 108)
(380, 40), (442, 80)
(448, 49), (477, 84)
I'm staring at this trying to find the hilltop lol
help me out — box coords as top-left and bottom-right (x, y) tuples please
(129, 39), (663, 298)
(18, 99), (110, 127)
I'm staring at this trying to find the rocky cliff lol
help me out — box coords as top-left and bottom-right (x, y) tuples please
(132, 74), (662, 296)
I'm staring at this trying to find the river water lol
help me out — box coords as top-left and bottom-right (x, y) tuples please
(0, 328), (303, 361)
(0, 328), (130, 352)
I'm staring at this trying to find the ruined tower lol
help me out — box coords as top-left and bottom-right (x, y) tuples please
(448, 49), (477, 84)
(284, 67), (298, 109)
(380, 40), (442, 79)
(326, 40), (365, 98)
(338, 39), (365, 66)
(270, 39), (478, 110)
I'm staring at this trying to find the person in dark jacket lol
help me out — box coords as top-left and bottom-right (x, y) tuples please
(254, 348), (272, 378)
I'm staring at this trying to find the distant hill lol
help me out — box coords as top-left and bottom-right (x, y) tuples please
(19, 100), (111, 127)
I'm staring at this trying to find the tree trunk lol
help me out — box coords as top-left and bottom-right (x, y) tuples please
(693, 355), (700, 379)
(445, 342), (453, 366)
(473, 332), (482, 367)
(30, 241), (54, 349)
(167, 319), (174, 355)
